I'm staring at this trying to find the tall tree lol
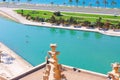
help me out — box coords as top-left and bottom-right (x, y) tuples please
(27, 0), (32, 3)
(111, 0), (117, 8)
(76, 0), (79, 7)
(69, 0), (72, 6)
(96, 0), (100, 8)
(89, 2), (92, 7)
(96, 17), (103, 28)
(3, 0), (6, 2)
(50, 15), (56, 23)
(103, 0), (108, 8)
(12, 0), (15, 3)
(21, 9), (24, 16)
(17, 0), (20, 3)
(103, 20), (110, 30)
(50, 2), (54, 6)
(63, 2), (66, 6)
(82, 0), (85, 7)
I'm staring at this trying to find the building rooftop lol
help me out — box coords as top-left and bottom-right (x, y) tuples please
(11, 63), (107, 80)
(0, 76), (7, 80)
(0, 42), (33, 80)
(11, 44), (107, 80)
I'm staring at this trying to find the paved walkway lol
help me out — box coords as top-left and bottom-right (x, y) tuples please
(62, 13), (120, 21)
(11, 64), (107, 80)
(0, 42), (33, 79)
(0, 2), (120, 15)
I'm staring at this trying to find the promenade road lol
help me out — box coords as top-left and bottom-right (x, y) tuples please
(0, 2), (120, 15)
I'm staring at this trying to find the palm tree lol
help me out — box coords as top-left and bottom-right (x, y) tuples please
(2, 0), (6, 2)
(69, 0), (72, 6)
(75, 0), (79, 7)
(69, 17), (75, 24)
(111, 0), (117, 8)
(83, 21), (90, 27)
(96, 17), (104, 28)
(63, 2), (66, 6)
(82, 0), (85, 7)
(27, 0), (32, 3)
(12, 0), (15, 3)
(103, 20), (110, 30)
(3, 0), (6, 2)
(103, 0), (108, 8)
(17, 0), (20, 3)
(96, 0), (100, 8)
(21, 9), (24, 16)
(89, 2), (92, 7)
(50, 15), (56, 23)
(59, 17), (65, 24)
(50, 2), (54, 6)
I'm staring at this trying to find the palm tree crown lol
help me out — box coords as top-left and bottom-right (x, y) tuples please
(82, 0), (85, 7)
(27, 0), (32, 3)
(96, 0), (100, 8)
(69, 0), (72, 5)
(103, 0), (108, 8)
(76, 0), (79, 6)
(3, 0), (6, 2)
(111, 0), (117, 8)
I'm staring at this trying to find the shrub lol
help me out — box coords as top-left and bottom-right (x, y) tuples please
(53, 11), (62, 16)
(21, 9), (24, 16)
(44, 13), (47, 15)
(31, 17), (35, 21)
(26, 14), (30, 19)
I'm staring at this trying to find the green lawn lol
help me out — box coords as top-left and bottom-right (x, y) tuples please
(62, 12), (120, 19)
(16, 10), (53, 19)
(62, 12), (120, 24)
(15, 10), (120, 24)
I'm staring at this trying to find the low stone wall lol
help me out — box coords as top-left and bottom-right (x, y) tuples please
(11, 63), (46, 80)
(114, 29), (120, 32)
(11, 62), (107, 80)
(62, 64), (107, 78)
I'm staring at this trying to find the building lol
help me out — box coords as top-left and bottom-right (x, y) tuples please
(10, 44), (107, 80)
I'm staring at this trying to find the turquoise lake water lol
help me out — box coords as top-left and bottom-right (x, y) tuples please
(0, 0), (120, 8)
(0, 17), (120, 74)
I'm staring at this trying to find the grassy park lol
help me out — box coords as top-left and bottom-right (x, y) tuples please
(15, 9), (120, 29)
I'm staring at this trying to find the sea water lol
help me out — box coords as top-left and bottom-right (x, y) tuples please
(0, 17), (120, 74)
(0, 0), (120, 8)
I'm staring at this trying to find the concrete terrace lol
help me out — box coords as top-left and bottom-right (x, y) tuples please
(0, 42), (33, 80)
(11, 63), (107, 80)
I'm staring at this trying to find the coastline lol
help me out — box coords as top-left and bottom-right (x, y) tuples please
(0, 9), (19, 22)
(0, 7), (120, 36)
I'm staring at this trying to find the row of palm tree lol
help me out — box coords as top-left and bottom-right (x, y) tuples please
(69, 0), (117, 8)
(17, 10), (120, 30)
